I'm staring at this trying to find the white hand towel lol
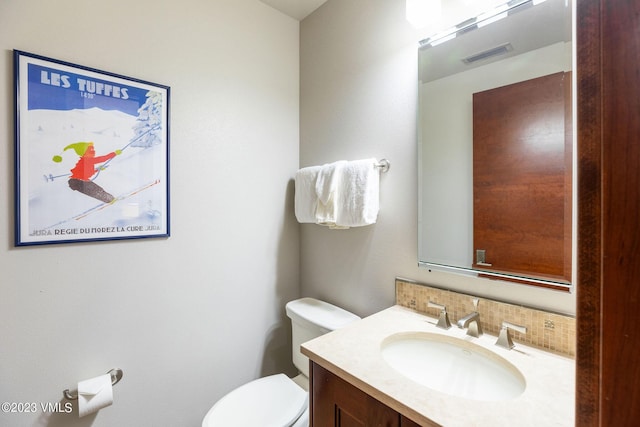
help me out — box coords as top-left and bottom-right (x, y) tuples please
(335, 158), (380, 227)
(315, 161), (347, 227)
(294, 166), (321, 223)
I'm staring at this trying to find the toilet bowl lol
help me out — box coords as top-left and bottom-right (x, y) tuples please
(202, 298), (360, 427)
(201, 374), (309, 427)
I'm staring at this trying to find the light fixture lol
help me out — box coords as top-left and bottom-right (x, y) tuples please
(406, 0), (442, 29)
(419, 0), (548, 48)
(476, 4), (509, 27)
(430, 32), (457, 46)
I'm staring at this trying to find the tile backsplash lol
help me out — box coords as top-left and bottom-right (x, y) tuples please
(395, 278), (576, 357)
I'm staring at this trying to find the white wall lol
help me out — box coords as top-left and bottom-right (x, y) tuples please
(300, 0), (576, 316)
(0, 1), (300, 426)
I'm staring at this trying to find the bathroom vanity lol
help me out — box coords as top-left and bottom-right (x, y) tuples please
(301, 305), (575, 427)
(310, 361), (423, 427)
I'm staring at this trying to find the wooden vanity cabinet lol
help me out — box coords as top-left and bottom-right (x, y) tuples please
(309, 362), (427, 427)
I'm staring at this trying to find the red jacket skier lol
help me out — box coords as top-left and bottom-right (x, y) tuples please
(53, 142), (121, 203)
(69, 144), (119, 180)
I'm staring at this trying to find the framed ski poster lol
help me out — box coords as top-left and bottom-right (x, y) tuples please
(14, 50), (170, 245)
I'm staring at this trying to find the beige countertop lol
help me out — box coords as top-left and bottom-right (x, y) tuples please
(301, 305), (575, 427)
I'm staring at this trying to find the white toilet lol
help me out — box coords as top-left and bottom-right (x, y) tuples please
(202, 297), (361, 427)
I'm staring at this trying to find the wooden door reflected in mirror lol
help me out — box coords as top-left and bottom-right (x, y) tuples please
(472, 72), (572, 288)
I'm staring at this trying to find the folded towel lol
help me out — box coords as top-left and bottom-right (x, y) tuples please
(315, 161), (347, 227)
(295, 159), (381, 228)
(294, 166), (321, 223)
(335, 158), (380, 227)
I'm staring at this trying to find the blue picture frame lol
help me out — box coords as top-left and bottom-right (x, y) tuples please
(14, 50), (170, 245)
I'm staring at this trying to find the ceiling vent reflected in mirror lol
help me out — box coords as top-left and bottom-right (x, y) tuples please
(462, 43), (514, 64)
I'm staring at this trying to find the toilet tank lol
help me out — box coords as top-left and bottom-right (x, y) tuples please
(285, 298), (360, 378)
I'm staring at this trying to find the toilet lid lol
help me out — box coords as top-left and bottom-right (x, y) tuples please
(202, 374), (308, 427)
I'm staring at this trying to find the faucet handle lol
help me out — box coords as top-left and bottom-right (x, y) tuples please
(495, 321), (527, 350)
(427, 301), (451, 329)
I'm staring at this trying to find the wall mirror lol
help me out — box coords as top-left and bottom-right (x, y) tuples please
(417, 0), (574, 291)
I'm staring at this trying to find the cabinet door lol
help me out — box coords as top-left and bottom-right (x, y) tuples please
(310, 362), (400, 427)
(400, 415), (423, 427)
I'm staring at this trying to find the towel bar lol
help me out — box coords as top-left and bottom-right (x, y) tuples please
(375, 159), (390, 173)
(63, 368), (123, 400)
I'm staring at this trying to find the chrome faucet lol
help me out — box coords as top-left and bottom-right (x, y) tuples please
(495, 321), (527, 350)
(457, 312), (483, 338)
(427, 301), (451, 329)
(457, 298), (482, 338)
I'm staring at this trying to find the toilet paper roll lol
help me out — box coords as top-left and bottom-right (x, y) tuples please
(77, 374), (113, 418)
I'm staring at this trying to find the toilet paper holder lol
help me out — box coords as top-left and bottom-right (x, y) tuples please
(63, 368), (123, 400)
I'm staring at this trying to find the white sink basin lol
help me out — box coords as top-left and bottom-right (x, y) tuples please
(381, 332), (526, 401)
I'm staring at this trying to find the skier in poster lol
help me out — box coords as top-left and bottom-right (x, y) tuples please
(52, 142), (121, 203)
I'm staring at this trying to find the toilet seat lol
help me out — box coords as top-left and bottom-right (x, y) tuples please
(202, 374), (308, 427)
